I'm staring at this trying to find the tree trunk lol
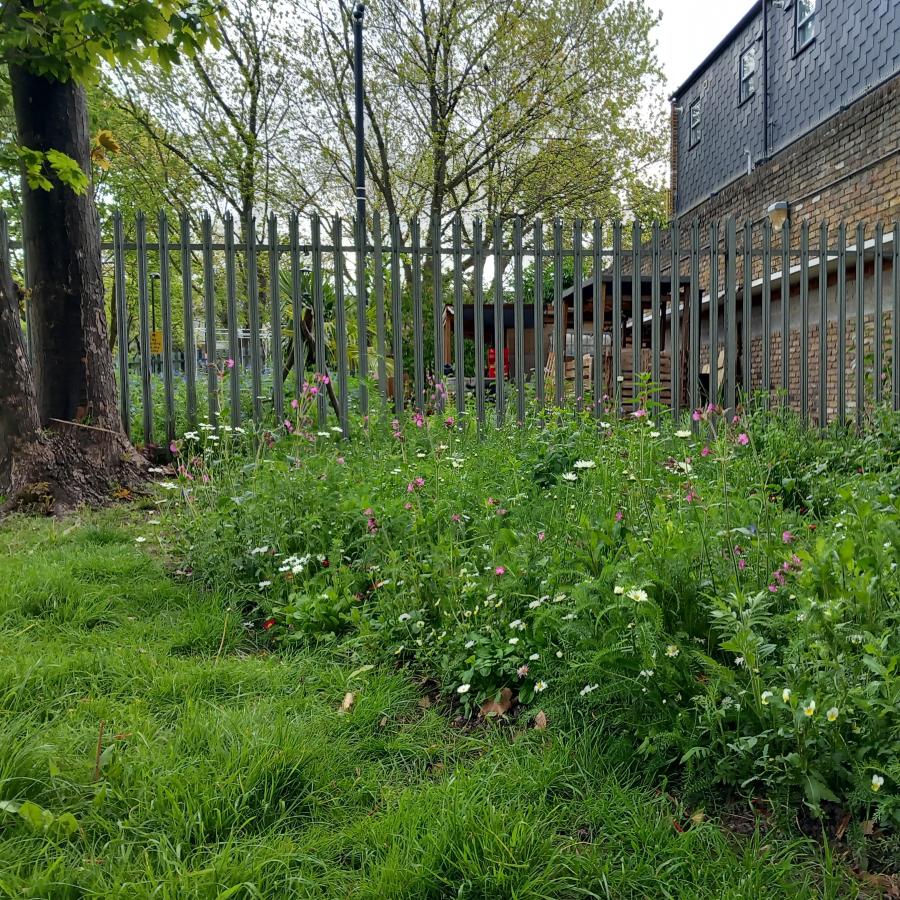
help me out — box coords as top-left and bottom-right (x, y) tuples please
(10, 64), (121, 431)
(0, 65), (146, 513)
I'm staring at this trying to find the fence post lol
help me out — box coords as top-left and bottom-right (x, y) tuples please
(289, 213), (305, 403)
(452, 215), (465, 418)
(724, 218), (736, 414)
(201, 212), (218, 427)
(157, 212), (176, 443)
(224, 213), (241, 428)
(874, 223), (883, 407)
(762, 219), (772, 409)
(355, 213), (369, 417)
(781, 219), (790, 409)
(573, 217), (584, 411)
(855, 222), (865, 426)
(708, 221), (719, 407)
(246, 213), (263, 424)
(179, 212), (197, 428)
(311, 213), (328, 426)
(513, 216), (526, 424)
(332, 215), (349, 433)
(894, 221), (900, 412)
(112, 211), (130, 437)
(593, 220), (604, 418)
(533, 219), (545, 412)
(551, 217), (564, 408)
(670, 220), (681, 419)
(818, 223), (828, 427)
(631, 222), (641, 407)
(270, 214), (285, 428)
(742, 220), (752, 405)
(651, 222), (661, 395)
(373, 212), (387, 402)
(411, 218), (425, 415)
(800, 221), (809, 425)
(389, 215), (404, 415)
(136, 211), (154, 443)
(837, 222), (847, 426)
(613, 222), (623, 411)
(431, 217), (444, 408)
(472, 219), (486, 428)
(494, 218), (506, 424)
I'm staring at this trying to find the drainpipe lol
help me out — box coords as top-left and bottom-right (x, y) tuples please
(762, 0), (769, 161)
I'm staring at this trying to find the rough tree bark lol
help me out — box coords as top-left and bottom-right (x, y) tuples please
(0, 67), (146, 513)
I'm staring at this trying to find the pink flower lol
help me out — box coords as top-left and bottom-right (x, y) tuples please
(413, 412), (424, 428)
(633, 408), (648, 419)
(768, 583), (778, 593)
(444, 416), (455, 428)
(487, 497), (497, 507)
(451, 514), (462, 523)
(291, 398), (299, 410)
(692, 409), (702, 422)
(537, 530), (546, 541)
(685, 489), (698, 503)
(225, 358), (235, 369)
(337, 456), (345, 465)
(615, 510), (624, 522)
(169, 440), (179, 455)
(310, 385), (319, 396)
(415, 477), (425, 488)
(731, 414), (740, 425)
(517, 665), (529, 678)
(321, 375), (330, 385)
(284, 419), (294, 433)
(738, 559), (747, 570)
(737, 433), (750, 446)
(701, 446), (711, 457)
(782, 531), (794, 544)
(496, 508), (508, 517)
(404, 502), (413, 510)
(494, 566), (506, 576)
(363, 508), (374, 517)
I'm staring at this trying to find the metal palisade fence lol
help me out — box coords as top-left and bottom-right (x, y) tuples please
(4, 209), (900, 443)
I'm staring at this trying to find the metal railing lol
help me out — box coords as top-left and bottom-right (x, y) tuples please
(5, 209), (899, 444)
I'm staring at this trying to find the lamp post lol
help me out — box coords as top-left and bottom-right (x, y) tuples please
(352, 1), (369, 413)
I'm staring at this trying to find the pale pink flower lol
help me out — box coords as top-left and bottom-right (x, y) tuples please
(737, 433), (750, 446)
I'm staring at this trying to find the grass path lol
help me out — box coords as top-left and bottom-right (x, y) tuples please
(0, 511), (853, 898)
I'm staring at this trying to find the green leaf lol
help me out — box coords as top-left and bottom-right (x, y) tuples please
(45, 150), (89, 194)
(17, 800), (54, 832)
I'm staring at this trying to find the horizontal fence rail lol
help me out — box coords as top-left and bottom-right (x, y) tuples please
(3, 209), (899, 441)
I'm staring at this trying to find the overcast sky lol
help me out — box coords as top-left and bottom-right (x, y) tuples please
(650, 0), (755, 93)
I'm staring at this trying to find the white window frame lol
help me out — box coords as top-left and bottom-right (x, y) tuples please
(739, 46), (756, 103)
(689, 99), (701, 148)
(796, 0), (817, 51)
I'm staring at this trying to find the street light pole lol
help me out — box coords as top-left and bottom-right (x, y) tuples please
(352, 1), (369, 414)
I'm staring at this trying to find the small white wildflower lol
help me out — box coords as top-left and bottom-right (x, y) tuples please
(675, 429), (692, 438)
(556, 650), (563, 658)
(258, 580), (272, 588)
(626, 588), (649, 604)
(457, 683), (471, 695)
(761, 691), (773, 705)
(398, 613), (412, 622)
(534, 680), (548, 693)
(665, 644), (679, 658)
(528, 599), (543, 609)
(782, 688), (792, 703)
(509, 619), (523, 630)
(464, 639), (475, 649)
(734, 656), (745, 667)
(826, 707), (839, 722)
(562, 472), (578, 482)
(580, 683), (599, 696)
(804, 699), (816, 717)
(649, 431), (661, 438)
(639, 669), (654, 679)
(135, 536), (147, 543)
(529, 653), (540, 661)
(251, 546), (269, 555)
(508, 637), (519, 646)
(613, 585), (625, 595)
(871, 774), (885, 792)
(573, 460), (596, 470)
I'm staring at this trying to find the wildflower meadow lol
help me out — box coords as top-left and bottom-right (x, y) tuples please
(2, 393), (899, 896)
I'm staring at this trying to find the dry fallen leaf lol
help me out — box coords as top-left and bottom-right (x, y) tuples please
(417, 696), (432, 709)
(835, 811), (851, 840)
(338, 691), (355, 714)
(533, 710), (548, 730)
(689, 810), (706, 826)
(480, 687), (514, 718)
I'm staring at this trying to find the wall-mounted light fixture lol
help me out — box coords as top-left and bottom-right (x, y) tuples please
(767, 200), (790, 229)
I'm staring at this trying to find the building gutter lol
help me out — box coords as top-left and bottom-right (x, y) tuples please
(762, 0), (769, 162)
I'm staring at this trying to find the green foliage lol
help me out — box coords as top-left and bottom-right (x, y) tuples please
(170, 401), (900, 836)
(0, 511), (852, 896)
(1, 0), (223, 83)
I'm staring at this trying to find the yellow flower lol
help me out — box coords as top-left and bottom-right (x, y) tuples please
(761, 691), (773, 705)
(871, 774), (884, 792)
(826, 707), (839, 722)
(803, 700), (816, 717)
(782, 688), (792, 703)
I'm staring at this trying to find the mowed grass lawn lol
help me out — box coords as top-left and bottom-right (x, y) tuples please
(0, 512), (854, 899)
